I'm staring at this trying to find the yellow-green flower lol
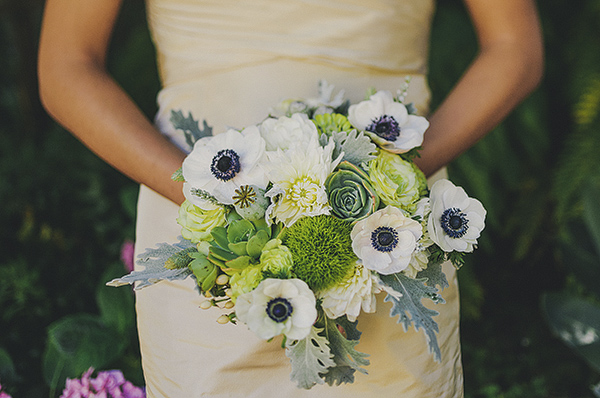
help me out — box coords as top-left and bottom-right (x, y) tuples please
(229, 265), (263, 302)
(365, 150), (427, 214)
(177, 200), (228, 243)
(259, 239), (293, 278)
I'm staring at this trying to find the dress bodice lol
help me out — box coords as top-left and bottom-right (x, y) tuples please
(145, 0), (436, 151)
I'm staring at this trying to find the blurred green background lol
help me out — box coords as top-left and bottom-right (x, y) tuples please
(1, 0), (600, 397)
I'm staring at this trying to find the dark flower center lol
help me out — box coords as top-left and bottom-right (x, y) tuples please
(366, 115), (401, 141)
(440, 207), (469, 238)
(266, 297), (293, 323)
(210, 149), (241, 181)
(371, 226), (399, 252)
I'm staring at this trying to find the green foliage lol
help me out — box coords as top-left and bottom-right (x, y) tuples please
(285, 326), (335, 389)
(379, 273), (443, 361)
(170, 110), (213, 149)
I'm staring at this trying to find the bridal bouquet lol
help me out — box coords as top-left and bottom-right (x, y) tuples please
(108, 81), (486, 389)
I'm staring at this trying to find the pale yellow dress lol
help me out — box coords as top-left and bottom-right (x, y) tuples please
(135, 0), (464, 396)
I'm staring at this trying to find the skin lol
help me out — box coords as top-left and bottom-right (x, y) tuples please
(38, 0), (544, 205)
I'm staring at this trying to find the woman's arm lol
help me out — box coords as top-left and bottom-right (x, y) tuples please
(414, 0), (544, 176)
(38, 0), (186, 204)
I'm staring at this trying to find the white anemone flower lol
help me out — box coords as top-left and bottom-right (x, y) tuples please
(319, 264), (381, 322)
(428, 179), (486, 253)
(259, 113), (319, 152)
(351, 206), (422, 275)
(264, 137), (342, 226)
(347, 90), (429, 153)
(235, 278), (317, 340)
(182, 126), (268, 205)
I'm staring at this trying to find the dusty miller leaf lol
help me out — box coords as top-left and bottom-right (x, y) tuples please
(328, 130), (377, 166)
(319, 316), (365, 386)
(170, 110), (213, 148)
(416, 260), (449, 290)
(285, 326), (335, 389)
(106, 237), (194, 290)
(379, 273), (443, 362)
(323, 315), (369, 377)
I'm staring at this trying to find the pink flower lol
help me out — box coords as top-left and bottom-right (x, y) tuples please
(120, 240), (135, 272)
(60, 368), (145, 398)
(0, 382), (12, 398)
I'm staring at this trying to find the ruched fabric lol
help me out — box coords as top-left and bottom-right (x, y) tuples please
(135, 0), (464, 396)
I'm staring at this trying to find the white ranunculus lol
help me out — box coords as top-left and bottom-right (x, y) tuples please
(428, 179), (486, 253)
(351, 206), (423, 275)
(182, 126), (268, 205)
(348, 90), (429, 153)
(235, 278), (317, 340)
(259, 113), (319, 152)
(319, 264), (381, 322)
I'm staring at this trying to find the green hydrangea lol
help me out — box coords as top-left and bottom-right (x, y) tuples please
(365, 150), (425, 214)
(259, 239), (293, 279)
(283, 215), (356, 291)
(229, 265), (263, 302)
(177, 200), (228, 243)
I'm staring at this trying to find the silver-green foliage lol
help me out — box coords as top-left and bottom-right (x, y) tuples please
(285, 326), (335, 389)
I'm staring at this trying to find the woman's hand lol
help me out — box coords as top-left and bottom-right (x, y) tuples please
(38, 0), (186, 204)
(414, 0), (544, 176)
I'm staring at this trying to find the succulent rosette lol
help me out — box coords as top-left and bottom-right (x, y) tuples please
(235, 278), (317, 340)
(351, 206), (422, 275)
(182, 126), (268, 205)
(348, 90), (429, 153)
(325, 161), (379, 222)
(428, 179), (486, 253)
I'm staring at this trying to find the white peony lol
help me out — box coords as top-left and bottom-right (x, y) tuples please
(319, 264), (381, 322)
(235, 278), (317, 340)
(428, 179), (486, 253)
(351, 206), (423, 275)
(348, 90), (429, 153)
(264, 137), (341, 226)
(182, 126), (268, 205)
(259, 113), (319, 152)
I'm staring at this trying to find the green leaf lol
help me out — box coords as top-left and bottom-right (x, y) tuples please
(416, 260), (449, 290)
(379, 273), (442, 361)
(171, 167), (185, 182)
(224, 255), (251, 271)
(96, 262), (135, 336)
(170, 110), (213, 148)
(210, 226), (229, 250)
(43, 314), (123, 390)
(189, 254), (217, 283)
(583, 182), (600, 259)
(333, 316), (362, 341)
(328, 130), (377, 166)
(227, 219), (255, 243)
(323, 315), (369, 376)
(165, 246), (198, 269)
(209, 246), (238, 262)
(247, 229), (270, 258)
(542, 292), (600, 372)
(285, 326), (335, 389)
(0, 347), (17, 385)
(228, 241), (248, 257)
(106, 237), (194, 290)
(561, 220), (600, 297)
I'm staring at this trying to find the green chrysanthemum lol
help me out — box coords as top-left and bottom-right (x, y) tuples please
(283, 215), (357, 291)
(313, 113), (353, 137)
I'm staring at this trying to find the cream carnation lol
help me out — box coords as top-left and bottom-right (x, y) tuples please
(265, 137), (342, 226)
(319, 264), (380, 322)
(259, 113), (319, 152)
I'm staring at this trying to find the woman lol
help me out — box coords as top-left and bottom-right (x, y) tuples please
(38, 0), (543, 396)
